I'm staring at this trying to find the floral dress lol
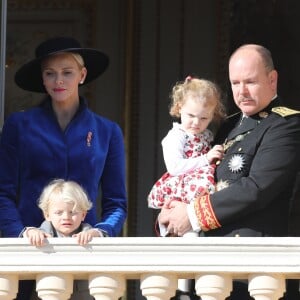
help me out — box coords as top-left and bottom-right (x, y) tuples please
(148, 123), (216, 209)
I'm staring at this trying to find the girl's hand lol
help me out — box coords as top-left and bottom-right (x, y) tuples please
(206, 144), (224, 163)
(73, 228), (103, 245)
(25, 228), (51, 247)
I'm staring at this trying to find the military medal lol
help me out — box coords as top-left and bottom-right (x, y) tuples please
(216, 180), (229, 191)
(223, 132), (250, 152)
(259, 111), (269, 118)
(235, 134), (245, 141)
(228, 154), (245, 173)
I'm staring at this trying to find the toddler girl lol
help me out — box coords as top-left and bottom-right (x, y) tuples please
(148, 76), (226, 233)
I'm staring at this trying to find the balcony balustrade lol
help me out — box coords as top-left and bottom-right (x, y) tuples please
(0, 237), (299, 300)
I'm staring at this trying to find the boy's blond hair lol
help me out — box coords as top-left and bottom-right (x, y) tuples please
(38, 179), (92, 215)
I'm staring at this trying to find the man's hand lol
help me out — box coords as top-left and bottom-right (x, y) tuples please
(158, 201), (192, 236)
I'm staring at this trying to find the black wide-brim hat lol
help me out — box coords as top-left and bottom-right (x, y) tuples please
(15, 36), (109, 93)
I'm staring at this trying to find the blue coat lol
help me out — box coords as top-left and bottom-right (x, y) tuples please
(0, 97), (127, 237)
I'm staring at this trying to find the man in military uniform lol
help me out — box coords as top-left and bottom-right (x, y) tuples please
(159, 44), (300, 300)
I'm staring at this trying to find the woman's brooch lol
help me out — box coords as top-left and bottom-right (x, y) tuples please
(228, 154), (245, 173)
(86, 131), (93, 147)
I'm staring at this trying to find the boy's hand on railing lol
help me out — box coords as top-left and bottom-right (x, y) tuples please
(73, 228), (105, 246)
(24, 227), (52, 247)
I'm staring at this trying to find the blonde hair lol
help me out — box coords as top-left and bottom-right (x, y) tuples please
(41, 52), (85, 70)
(169, 76), (226, 123)
(69, 53), (85, 68)
(38, 179), (92, 215)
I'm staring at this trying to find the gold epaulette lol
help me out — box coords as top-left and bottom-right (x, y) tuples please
(272, 106), (300, 117)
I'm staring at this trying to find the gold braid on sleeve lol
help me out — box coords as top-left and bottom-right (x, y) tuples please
(194, 194), (221, 231)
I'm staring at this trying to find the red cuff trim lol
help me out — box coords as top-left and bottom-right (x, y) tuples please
(194, 194), (221, 231)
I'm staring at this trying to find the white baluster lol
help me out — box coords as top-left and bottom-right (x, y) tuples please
(0, 274), (18, 300)
(140, 274), (177, 300)
(89, 274), (125, 300)
(195, 274), (232, 300)
(36, 273), (73, 300)
(248, 274), (285, 300)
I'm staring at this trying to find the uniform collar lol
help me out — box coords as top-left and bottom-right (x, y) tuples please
(227, 97), (281, 140)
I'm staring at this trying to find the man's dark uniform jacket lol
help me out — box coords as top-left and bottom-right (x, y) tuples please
(196, 98), (300, 237)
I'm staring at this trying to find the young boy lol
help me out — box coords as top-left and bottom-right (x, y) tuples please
(21, 179), (104, 300)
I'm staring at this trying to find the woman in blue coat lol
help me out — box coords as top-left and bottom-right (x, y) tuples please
(0, 35), (127, 299)
(0, 36), (127, 238)
(0, 36), (127, 237)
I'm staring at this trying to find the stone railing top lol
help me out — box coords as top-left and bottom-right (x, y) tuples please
(0, 237), (300, 280)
